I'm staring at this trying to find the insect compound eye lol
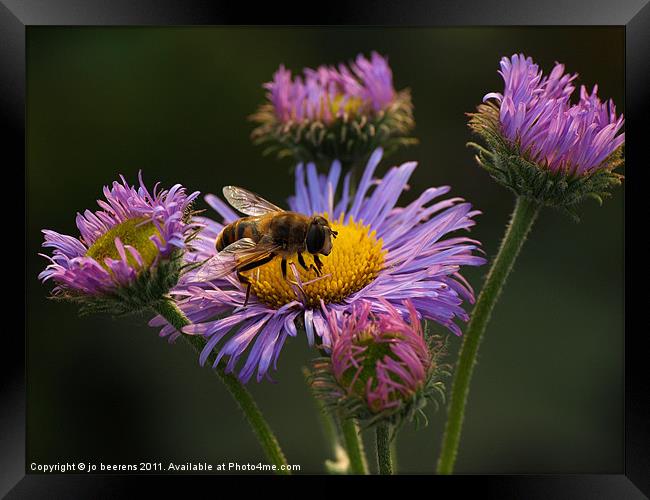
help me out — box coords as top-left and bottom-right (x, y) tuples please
(306, 222), (325, 254)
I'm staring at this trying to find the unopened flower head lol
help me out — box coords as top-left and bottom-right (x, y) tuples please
(150, 148), (485, 383)
(470, 53), (624, 214)
(251, 52), (416, 168)
(310, 300), (448, 427)
(39, 172), (200, 315)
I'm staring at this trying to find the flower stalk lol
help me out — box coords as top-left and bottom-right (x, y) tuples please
(151, 299), (290, 474)
(338, 415), (369, 475)
(302, 367), (352, 474)
(437, 195), (540, 474)
(376, 423), (393, 475)
(390, 436), (399, 473)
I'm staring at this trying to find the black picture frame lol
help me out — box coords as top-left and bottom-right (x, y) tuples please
(5, 0), (649, 496)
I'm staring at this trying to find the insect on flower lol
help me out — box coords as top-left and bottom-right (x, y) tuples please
(195, 186), (338, 306)
(151, 149), (485, 383)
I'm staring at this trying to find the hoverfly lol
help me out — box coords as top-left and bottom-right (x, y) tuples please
(196, 186), (338, 306)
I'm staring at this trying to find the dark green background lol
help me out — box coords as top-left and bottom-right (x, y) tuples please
(26, 27), (624, 474)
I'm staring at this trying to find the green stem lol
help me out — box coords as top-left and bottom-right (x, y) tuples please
(151, 299), (290, 475)
(436, 196), (540, 475)
(376, 424), (393, 475)
(339, 415), (369, 475)
(390, 435), (399, 474)
(302, 367), (348, 474)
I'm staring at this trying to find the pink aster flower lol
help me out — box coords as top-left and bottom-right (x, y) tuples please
(251, 52), (416, 167)
(310, 299), (448, 426)
(38, 172), (200, 314)
(265, 52), (396, 125)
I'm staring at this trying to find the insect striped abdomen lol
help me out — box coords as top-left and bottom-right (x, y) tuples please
(215, 216), (264, 252)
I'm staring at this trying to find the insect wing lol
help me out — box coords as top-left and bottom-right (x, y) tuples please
(220, 237), (258, 255)
(230, 241), (281, 270)
(194, 238), (280, 281)
(222, 186), (284, 216)
(193, 254), (238, 281)
(194, 239), (256, 281)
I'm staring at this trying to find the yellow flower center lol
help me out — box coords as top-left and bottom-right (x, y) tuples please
(246, 214), (385, 308)
(86, 217), (162, 269)
(329, 94), (364, 118)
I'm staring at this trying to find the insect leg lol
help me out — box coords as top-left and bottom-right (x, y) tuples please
(297, 252), (309, 271)
(313, 254), (323, 276)
(236, 253), (276, 307)
(236, 271), (253, 307)
(281, 258), (287, 279)
(238, 253), (276, 272)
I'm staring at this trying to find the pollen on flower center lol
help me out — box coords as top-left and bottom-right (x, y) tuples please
(245, 214), (385, 309)
(329, 94), (364, 117)
(86, 217), (162, 269)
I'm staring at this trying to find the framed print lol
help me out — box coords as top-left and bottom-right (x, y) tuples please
(4, 0), (649, 497)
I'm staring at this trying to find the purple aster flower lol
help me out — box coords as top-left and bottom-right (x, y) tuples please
(150, 148), (485, 383)
(267, 52), (395, 124)
(39, 172), (200, 315)
(250, 52), (416, 167)
(310, 299), (448, 426)
(470, 53), (624, 211)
